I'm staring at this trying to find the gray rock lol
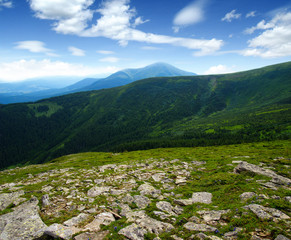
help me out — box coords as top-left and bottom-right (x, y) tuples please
(119, 223), (147, 240)
(173, 205), (184, 215)
(41, 194), (50, 207)
(174, 198), (193, 206)
(285, 196), (291, 203)
(99, 164), (116, 172)
(192, 192), (212, 204)
(184, 222), (217, 232)
(224, 227), (243, 237)
(197, 210), (230, 222)
(138, 183), (161, 198)
(133, 195), (151, 209)
(275, 235), (290, 240)
(0, 197), (47, 240)
(194, 232), (209, 239)
(45, 223), (74, 240)
(122, 194), (135, 204)
(246, 204), (290, 221)
(153, 211), (170, 220)
(234, 161), (291, 185)
(152, 173), (166, 182)
(156, 201), (176, 216)
(136, 215), (174, 235)
(74, 231), (109, 240)
(87, 186), (110, 197)
(84, 212), (115, 232)
(192, 161), (206, 166)
(0, 190), (25, 210)
(240, 192), (257, 201)
(63, 213), (90, 227)
(175, 176), (187, 185)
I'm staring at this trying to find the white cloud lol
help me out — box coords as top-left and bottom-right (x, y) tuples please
(0, 59), (119, 82)
(133, 17), (149, 27)
(242, 11), (291, 58)
(28, 0), (223, 56)
(246, 11), (256, 18)
(221, 10), (241, 22)
(97, 50), (115, 55)
(15, 41), (56, 56)
(173, 0), (207, 27)
(68, 46), (85, 56)
(204, 64), (236, 75)
(99, 57), (119, 63)
(141, 46), (160, 50)
(0, 0), (12, 8)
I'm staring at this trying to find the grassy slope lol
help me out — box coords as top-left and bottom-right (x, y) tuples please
(0, 62), (290, 168)
(0, 140), (290, 239)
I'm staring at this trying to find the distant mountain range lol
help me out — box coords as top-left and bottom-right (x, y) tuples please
(0, 62), (195, 104)
(0, 61), (290, 169)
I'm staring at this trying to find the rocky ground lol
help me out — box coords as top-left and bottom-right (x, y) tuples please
(0, 141), (290, 240)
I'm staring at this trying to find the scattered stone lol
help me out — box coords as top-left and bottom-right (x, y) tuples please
(192, 192), (212, 204)
(99, 164), (116, 172)
(156, 201), (177, 216)
(118, 223), (147, 240)
(138, 183), (161, 198)
(197, 210), (230, 222)
(171, 235), (184, 240)
(184, 222), (217, 232)
(174, 198), (193, 206)
(87, 186), (110, 197)
(63, 213), (90, 227)
(154, 211), (171, 220)
(192, 161), (206, 166)
(0, 197), (47, 240)
(275, 234), (290, 240)
(152, 173), (166, 182)
(41, 194), (50, 208)
(45, 223), (74, 240)
(133, 195), (151, 209)
(240, 192), (256, 201)
(246, 204), (290, 221)
(194, 232), (209, 239)
(176, 176), (187, 185)
(0, 190), (25, 210)
(224, 227), (243, 237)
(85, 212), (115, 232)
(284, 196), (291, 203)
(74, 231), (109, 240)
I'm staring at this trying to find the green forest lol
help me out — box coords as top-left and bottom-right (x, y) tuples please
(0, 61), (290, 169)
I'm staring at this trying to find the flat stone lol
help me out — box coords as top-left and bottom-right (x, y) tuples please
(133, 195), (151, 209)
(240, 192), (257, 201)
(138, 183), (161, 198)
(247, 204), (273, 220)
(197, 210), (230, 222)
(0, 190), (25, 210)
(184, 222), (217, 232)
(63, 213), (90, 227)
(45, 223), (74, 240)
(192, 192), (212, 204)
(87, 186), (110, 197)
(84, 212), (115, 232)
(119, 223), (147, 240)
(275, 234), (290, 240)
(74, 231), (109, 240)
(156, 201), (176, 216)
(152, 173), (166, 182)
(174, 199), (193, 206)
(0, 197), (47, 240)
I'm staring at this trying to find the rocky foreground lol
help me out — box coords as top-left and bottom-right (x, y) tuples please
(0, 145), (290, 240)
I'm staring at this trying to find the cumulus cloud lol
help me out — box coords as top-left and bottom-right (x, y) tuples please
(221, 10), (241, 22)
(15, 41), (56, 56)
(28, 0), (223, 56)
(242, 11), (291, 58)
(0, 59), (119, 82)
(68, 46), (85, 56)
(0, 0), (12, 8)
(246, 11), (256, 18)
(97, 50), (115, 55)
(99, 57), (119, 63)
(204, 64), (236, 75)
(173, 0), (207, 32)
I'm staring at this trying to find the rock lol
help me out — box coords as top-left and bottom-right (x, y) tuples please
(74, 231), (109, 240)
(122, 194), (135, 204)
(0, 197), (48, 240)
(275, 235), (290, 240)
(63, 213), (90, 227)
(87, 186), (110, 197)
(194, 232), (209, 239)
(85, 212), (115, 232)
(192, 192), (212, 204)
(197, 210), (230, 222)
(183, 222), (217, 232)
(173, 205), (184, 215)
(135, 215), (174, 235)
(119, 223), (147, 240)
(234, 161), (291, 185)
(41, 194), (50, 207)
(133, 195), (151, 209)
(153, 211), (170, 220)
(224, 227), (243, 237)
(174, 198), (193, 206)
(247, 204), (273, 220)
(99, 164), (116, 172)
(191, 161), (206, 166)
(152, 173), (166, 182)
(138, 183), (161, 198)
(285, 196), (291, 203)
(45, 223), (74, 240)
(175, 176), (187, 185)
(0, 190), (25, 210)
(156, 201), (176, 216)
(240, 192), (257, 201)
(171, 235), (184, 240)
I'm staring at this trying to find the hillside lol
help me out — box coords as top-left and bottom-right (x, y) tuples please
(0, 63), (195, 104)
(0, 62), (290, 169)
(0, 141), (290, 239)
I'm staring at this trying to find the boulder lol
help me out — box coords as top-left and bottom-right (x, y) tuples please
(138, 183), (161, 198)
(192, 192), (212, 204)
(240, 192), (257, 201)
(45, 223), (74, 240)
(184, 222), (217, 232)
(133, 195), (151, 209)
(63, 213), (90, 227)
(74, 231), (109, 240)
(0, 197), (47, 240)
(119, 223), (147, 240)
(87, 186), (110, 197)
(275, 235), (290, 240)
(0, 190), (25, 210)
(156, 201), (176, 216)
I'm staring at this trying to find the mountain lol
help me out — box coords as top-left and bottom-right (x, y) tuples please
(0, 61), (290, 169)
(82, 62), (196, 91)
(0, 62), (195, 104)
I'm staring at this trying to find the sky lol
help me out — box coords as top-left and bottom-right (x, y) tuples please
(0, 0), (291, 82)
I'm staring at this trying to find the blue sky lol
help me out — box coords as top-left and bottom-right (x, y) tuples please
(0, 0), (291, 82)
